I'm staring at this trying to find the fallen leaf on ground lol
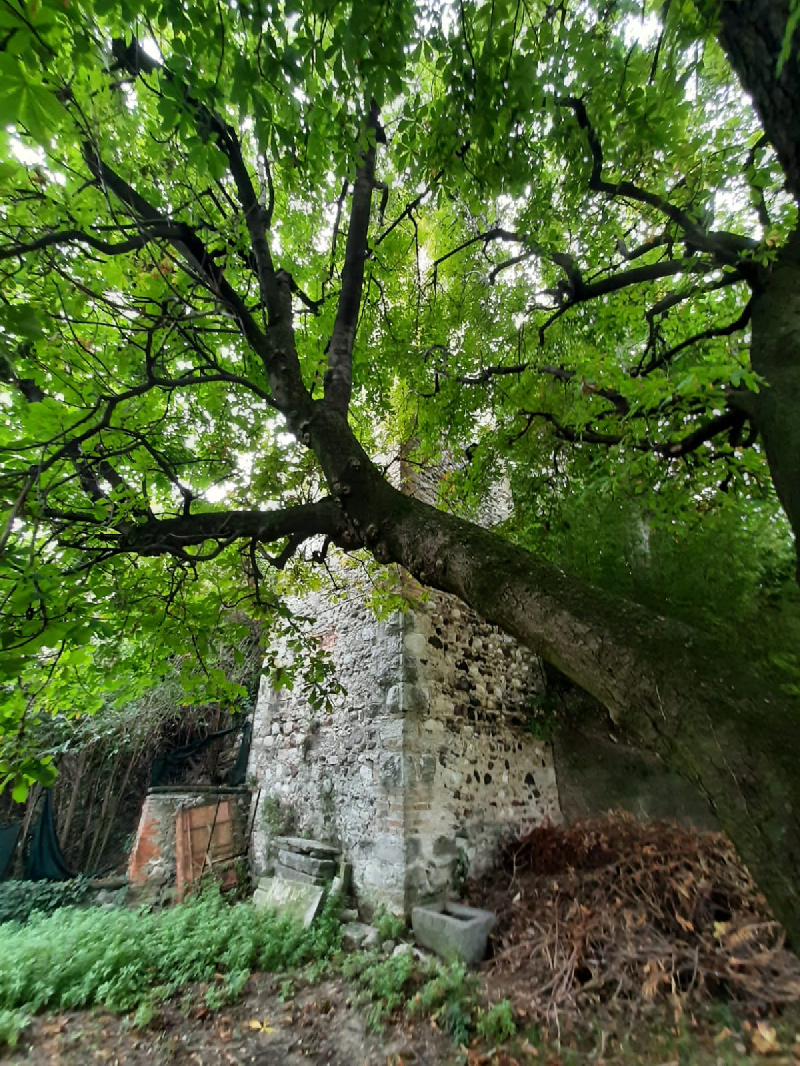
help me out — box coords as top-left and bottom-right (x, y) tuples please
(751, 1022), (780, 1055)
(248, 1018), (276, 1033)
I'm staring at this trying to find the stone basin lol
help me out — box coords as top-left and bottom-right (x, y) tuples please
(411, 901), (496, 965)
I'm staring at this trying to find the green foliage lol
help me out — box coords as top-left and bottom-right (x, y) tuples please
(258, 795), (297, 838)
(371, 904), (406, 942)
(510, 475), (800, 688)
(407, 960), (479, 1044)
(343, 949), (480, 1043)
(0, 887), (342, 1045)
(0, 878), (90, 926)
(278, 977), (295, 1002)
(342, 949), (417, 1029)
(0, 1008), (29, 1050)
(451, 849), (470, 897)
(0, 0), (798, 804)
(475, 1000), (517, 1044)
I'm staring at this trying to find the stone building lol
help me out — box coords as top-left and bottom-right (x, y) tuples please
(247, 560), (562, 914)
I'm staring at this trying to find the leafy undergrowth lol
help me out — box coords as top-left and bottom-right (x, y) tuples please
(342, 947), (519, 1049)
(0, 879), (91, 926)
(0, 887), (342, 1047)
(4, 815), (800, 1061)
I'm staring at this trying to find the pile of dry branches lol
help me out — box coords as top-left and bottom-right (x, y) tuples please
(469, 815), (800, 1019)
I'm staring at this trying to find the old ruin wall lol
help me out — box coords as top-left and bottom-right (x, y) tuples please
(247, 567), (561, 913)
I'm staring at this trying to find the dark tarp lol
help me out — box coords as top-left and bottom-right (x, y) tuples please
(228, 720), (252, 787)
(0, 821), (22, 880)
(150, 718), (252, 788)
(150, 724), (239, 787)
(25, 790), (72, 881)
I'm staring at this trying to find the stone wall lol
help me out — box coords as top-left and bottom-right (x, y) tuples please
(402, 588), (561, 901)
(247, 565), (562, 913)
(248, 573), (410, 912)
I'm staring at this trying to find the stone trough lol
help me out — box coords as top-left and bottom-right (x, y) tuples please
(411, 901), (496, 965)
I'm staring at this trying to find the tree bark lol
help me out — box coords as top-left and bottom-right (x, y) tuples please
(718, 0), (800, 201)
(748, 229), (800, 574)
(303, 402), (800, 947)
(714, 1), (800, 569)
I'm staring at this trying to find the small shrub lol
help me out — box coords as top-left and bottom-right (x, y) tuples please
(343, 951), (481, 1041)
(408, 960), (479, 1044)
(131, 999), (156, 1029)
(409, 960), (476, 1015)
(372, 904), (406, 942)
(278, 978), (295, 1002)
(342, 950), (417, 1029)
(476, 1000), (517, 1043)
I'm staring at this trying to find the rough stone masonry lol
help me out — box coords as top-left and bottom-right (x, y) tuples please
(247, 563), (562, 913)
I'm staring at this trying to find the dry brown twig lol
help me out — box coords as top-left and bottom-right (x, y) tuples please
(469, 813), (800, 1020)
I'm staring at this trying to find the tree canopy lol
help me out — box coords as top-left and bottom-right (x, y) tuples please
(2, 0), (800, 939)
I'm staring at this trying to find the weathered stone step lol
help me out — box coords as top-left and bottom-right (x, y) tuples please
(277, 848), (337, 879)
(275, 836), (340, 859)
(253, 877), (324, 928)
(272, 863), (328, 887)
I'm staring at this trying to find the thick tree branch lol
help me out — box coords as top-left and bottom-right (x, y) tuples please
(639, 300), (754, 376)
(82, 147), (311, 423)
(717, 0), (800, 202)
(426, 352), (632, 416)
(573, 257), (715, 300)
(111, 37), (283, 322)
(324, 101), (382, 414)
(744, 134), (772, 231)
(116, 498), (343, 556)
(0, 226), (179, 261)
(434, 227), (721, 311)
(656, 409), (746, 457)
(433, 228), (581, 292)
(511, 406), (748, 458)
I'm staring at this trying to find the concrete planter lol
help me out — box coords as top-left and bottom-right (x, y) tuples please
(411, 901), (496, 965)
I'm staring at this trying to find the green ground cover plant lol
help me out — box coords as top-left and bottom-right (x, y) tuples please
(370, 905), (407, 943)
(0, 887), (342, 1048)
(343, 949), (483, 1044)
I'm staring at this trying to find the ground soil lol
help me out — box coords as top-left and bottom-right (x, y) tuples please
(4, 973), (800, 1066)
(2, 975), (454, 1065)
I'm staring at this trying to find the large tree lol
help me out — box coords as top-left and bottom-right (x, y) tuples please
(2, 0), (800, 941)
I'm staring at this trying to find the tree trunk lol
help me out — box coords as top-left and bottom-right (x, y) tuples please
(306, 403), (800, 946)
(718, 0), (800, 201)
(748, 229), (800, 574)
